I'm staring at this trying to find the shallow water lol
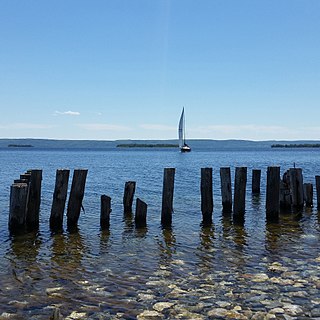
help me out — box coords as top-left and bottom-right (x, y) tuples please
(0, 148), (320, 319)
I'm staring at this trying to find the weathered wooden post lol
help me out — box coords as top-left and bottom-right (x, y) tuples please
(303, 183), (313, 207)
(161, 168), (175, 227)
(20, 173), (31, 182)
(67, 169), (88, 228)
(201, 168), (213, 224)
(135, 198), (147, 228)
(26, 169), (42, 230)
(315, 176), (320, 209)
(233, 167), (247, 221)
(266, 166), (280, 221)
(50, 169), (70, 230)
(220, 167), (232, 213)
(9, 183), (29, 233)
(100, 195), (112, 229)
(123, 181), (136, 214)
(252, 169), (261, 194)
(280, 170), (291, 210)
(289, 168), (304, 208)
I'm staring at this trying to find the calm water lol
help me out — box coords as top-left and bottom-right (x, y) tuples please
(0, 148), (320, 319)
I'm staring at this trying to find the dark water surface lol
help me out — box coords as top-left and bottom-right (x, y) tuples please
(0, 148), (320, 319)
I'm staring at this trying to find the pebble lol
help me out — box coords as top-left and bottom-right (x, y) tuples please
(137, 310), (163, 319)
(252, 273), (269, 282)
(153, 302), (174, 312)
(138, 293), (156, 301)
(0, 313), (16, 319)
(65, 311), (87, 319)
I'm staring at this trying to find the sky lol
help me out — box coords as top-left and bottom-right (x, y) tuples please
(0, 0), (319, 141)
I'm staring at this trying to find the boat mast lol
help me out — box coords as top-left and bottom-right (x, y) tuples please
(183, 107), (186, 145)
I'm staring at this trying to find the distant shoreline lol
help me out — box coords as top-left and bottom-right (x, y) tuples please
(117, 143), (179, 148)
(8, 144), (34, 148)
(271, 144), (320, 148)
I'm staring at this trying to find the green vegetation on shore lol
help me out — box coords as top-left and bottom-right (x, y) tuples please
(8, 144), (34, 148)
(117, 143), (179, 148)
(271, 144), (320, 148)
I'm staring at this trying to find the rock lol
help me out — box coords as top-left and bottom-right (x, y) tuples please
(207, 308), (229, 318)
(269, 307), (285, 314)
(137, 310), (163, 319)
(269, 277), (294, 285)
(283, 303), (304, 315)
(138, 293), (155, 301)
(215, 301), (231, 308)
(0, 313), (17, 319)
(65, 311), (87, 319)
(8, 300), (28, 308)
(268, 262), (288, 273)
(311, 308), (320, 317)
(251, 311), (268, 319)
(153, 302), (174, 312)
(252, 273), (269, 282)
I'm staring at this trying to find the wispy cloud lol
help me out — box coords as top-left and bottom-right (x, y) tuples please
(0, 123), (55, 130)
(77, 123), (131, 131)
(140, 124), (176, 131)
(54, 111), (80, 116)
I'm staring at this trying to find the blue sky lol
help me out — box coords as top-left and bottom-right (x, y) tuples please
(0, 0), (319, 140)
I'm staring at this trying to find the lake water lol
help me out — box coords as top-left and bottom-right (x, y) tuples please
(0, 148), (320, 319)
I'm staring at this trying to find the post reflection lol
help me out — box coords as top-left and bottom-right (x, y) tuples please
(99, 229), (111, 254)
(50, 228), (86, 277)
(197, 224), (215, 273)
(221, 214), (248, 272)
(265, 212), (304, 255)
(9, 231), (42, 283)
(158, 227), (176, 266)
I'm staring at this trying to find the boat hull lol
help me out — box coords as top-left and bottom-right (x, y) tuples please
(180, 146), (191, 152)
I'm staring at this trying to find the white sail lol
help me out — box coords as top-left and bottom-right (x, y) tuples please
(178, 108), (185, 148)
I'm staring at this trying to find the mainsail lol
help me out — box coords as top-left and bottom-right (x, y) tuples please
(178, 108), (191, 152)
(178, 108), (185, 149)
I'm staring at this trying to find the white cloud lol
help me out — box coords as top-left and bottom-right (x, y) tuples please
(77, 123), (131, 131)
(54, 110), (80, 116)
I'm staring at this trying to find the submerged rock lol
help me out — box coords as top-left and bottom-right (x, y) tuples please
(65, 311), (87, 319)
(153, 302), (174, 312)
(137, 310), (163, 319)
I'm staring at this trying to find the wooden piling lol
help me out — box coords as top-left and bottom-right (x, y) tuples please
(289, 168), (304, 208)
(252, 169), (261, 194)
(161, 168), (175, 227)
(20, 173), (31, 182)
(135, 198), (147, 228)
(220, 167), (232, 213)
(9, 183), (29, 233)
(26, 169), (42, 230)
(50, 169), (70, 230)
(100, 195), (112, 229)
(316, 176), (320, 209)
(201, 168), (213, 223)
(67, 169), (88, 228)
(123, 181), (136, 214)
(303, 183), (313, 207)
(280, 170), (291, 210)
(233, 167), (247, 220)
(266, 166), (280, 221)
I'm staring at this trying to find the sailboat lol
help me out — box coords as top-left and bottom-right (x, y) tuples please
(178, 107), (191, 152)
